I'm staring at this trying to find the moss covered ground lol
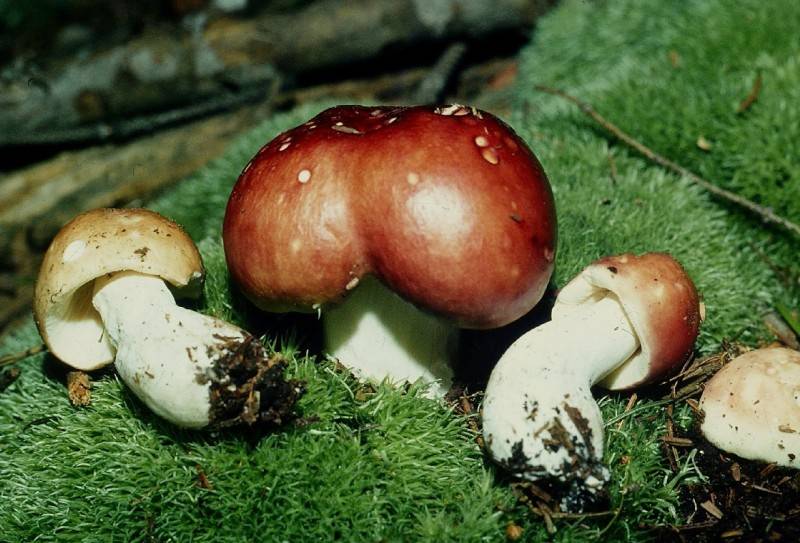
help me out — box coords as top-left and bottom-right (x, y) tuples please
(2, 0), (799, 540)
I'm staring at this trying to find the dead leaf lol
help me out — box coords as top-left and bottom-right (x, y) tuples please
(67, 371), (92, 406)
(696, 136), (713, 151)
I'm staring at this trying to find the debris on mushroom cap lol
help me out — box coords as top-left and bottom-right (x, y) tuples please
(223, 104), (557, 329)
(700, 347), (800, 468)
(34, 208), (204, 370)
(553, 252), (701, 390)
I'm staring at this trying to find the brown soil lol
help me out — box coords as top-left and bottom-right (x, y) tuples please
(656, 344), (800, 541)
(663, 427), (800, 542)
(203, 334), (304, 428)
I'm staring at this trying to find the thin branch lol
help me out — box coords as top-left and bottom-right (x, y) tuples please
(737, 72), (762, 114)
(534, 85), (800, 239)
(412, 42), (468, 105)
(0, 344), (46, 367)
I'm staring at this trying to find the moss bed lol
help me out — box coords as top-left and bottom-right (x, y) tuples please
(2, 0), (799, 540)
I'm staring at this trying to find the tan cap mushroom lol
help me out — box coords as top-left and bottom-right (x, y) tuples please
(34, 208), (300, 428)
(34, 208), (203, 371)
(700, 347), (800, 468)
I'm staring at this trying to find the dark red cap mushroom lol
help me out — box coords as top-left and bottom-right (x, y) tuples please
(223, 104), (556, 394)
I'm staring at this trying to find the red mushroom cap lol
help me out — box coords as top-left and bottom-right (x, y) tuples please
(553, 253), (701, 389)
(223, 105), (556, 329)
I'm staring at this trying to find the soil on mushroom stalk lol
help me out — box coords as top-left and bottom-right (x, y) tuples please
(202, 335), (304, 428)
(664, 428), (800, 541)
(450, 389), (612, 520)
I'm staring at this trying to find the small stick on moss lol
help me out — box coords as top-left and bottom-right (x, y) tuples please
(763, 311), (800, 349)
(737, 72), (762, 114)
(0, 344), (46, 368)
(615, 393), (637, 430)
(534, 85), (800, 239)
(412, 41), (468, 105)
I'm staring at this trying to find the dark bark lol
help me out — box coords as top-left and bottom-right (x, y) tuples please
(0, 0), (545, 145)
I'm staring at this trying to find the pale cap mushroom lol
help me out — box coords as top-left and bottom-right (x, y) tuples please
(34, 208), (300, 428)
(34, 208), (203, 371)
(700, 347), (800, 468)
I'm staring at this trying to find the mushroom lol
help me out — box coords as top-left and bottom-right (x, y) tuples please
(34, 208), (300, 428)
(482, 253), (701, 508)
(700, 347), (800, 468)
(223, 104), (556, 396)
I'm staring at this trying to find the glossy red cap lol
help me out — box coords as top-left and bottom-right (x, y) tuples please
(554, 253), (701, 389)
(223, 105), (556, 329)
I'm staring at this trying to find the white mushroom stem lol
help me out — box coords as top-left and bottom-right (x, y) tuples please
(482, 295), (639, 502)
(322, 277), (457, 397)
(92, 270), (249, 428)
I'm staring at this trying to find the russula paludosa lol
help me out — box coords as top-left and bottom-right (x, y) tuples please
(34, 208), (300, 428)
(700, 347), (800, 468)
(223, 104), (556, 396)
(482, 253), (701, 508)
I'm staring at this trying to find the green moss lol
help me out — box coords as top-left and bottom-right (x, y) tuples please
(2, 0), (799, 541)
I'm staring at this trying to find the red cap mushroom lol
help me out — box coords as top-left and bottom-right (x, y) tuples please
(223, 104), (556, 395)
(482, 253), (701, 509)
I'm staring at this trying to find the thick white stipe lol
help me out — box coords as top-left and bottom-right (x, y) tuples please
(323, 277), (457, 397)
(482, 295), (638, 489)
(92, 271), (246, 428)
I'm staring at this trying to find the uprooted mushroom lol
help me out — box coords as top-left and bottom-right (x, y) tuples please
(34, 208), (302, 429)
(482, 252), (702, 510)
(223, 104), (557, 396)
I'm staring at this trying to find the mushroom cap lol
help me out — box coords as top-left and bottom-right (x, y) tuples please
(223, 104), (557, 329)
(553, 253), (700, 389)
(34, 208), (204, 370)
(700, 347), (800, 468)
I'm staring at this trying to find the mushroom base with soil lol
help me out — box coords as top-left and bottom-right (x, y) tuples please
(93, 271), (301, 428)
(322, 277), (457, 397)
(482, 295), (639, 509)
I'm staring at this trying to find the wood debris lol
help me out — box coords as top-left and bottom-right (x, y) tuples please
(66, 370), (92, 407)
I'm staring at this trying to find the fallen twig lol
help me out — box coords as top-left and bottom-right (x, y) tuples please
(763, 310), (800, 349)
(412, 42), (468, 105)
(615, 392), (637, 430)
(10, 85), (273, 146)
(737, 72), (762, 114)
(534, 85), (800, 239)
